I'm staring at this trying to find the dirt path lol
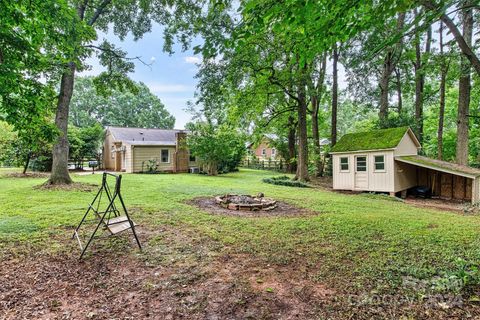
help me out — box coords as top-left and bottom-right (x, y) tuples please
(1, 225), (479, 319)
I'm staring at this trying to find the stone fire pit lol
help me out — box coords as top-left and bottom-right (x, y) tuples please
(215, 193), (277, 211)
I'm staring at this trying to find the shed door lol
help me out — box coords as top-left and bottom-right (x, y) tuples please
(354, 155), (368, 189)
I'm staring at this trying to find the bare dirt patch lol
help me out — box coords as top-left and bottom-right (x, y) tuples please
(1, 224), (480, 319)
(34, 182), (99, 192)
(188, 196), (318, 217)
(404, 196), (467, 213)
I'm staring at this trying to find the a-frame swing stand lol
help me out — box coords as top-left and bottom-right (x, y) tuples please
(73, 172), (142, 259)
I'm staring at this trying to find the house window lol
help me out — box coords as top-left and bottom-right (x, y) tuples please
(356, 156), (367, 172)
(340, 157), (349, 171)
(374, 155), (385, 171)
(262, 148), (266, 156)
(189, 154), (196, 162)
(271, 148), (276, 156)
(161, 149), (169, 163)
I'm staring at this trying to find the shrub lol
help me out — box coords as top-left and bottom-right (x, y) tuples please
(262, 176), (310, 188)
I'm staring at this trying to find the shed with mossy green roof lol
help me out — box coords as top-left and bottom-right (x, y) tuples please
(331, 127), (480, 203)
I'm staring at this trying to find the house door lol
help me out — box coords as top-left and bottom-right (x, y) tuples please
(354, 155), (368, 189)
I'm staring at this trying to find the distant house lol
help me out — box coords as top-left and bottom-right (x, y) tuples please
(330, 126), (480, 203)
(103, 126), (197, 173)
(247, 134), (280, 160)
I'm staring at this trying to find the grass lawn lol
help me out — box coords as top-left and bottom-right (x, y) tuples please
(1, 168), (480, 319)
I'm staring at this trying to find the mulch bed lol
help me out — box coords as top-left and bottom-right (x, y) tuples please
(188, 197), (319, 217)
(3, 172), (50, 179)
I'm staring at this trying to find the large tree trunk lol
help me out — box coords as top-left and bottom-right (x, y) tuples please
(331, 46), (339, 146)
(287, 115), (297, 174)
(395, 67), (402, 113)
(414, 23), (432, 144)
(295, 73), (309, 182)
(456, 3), (473, 165)
(48, 63), (76, 184)
(311, 53), (327, 176)
(378, 13), (405, 127)
(437, 21), (448, 160)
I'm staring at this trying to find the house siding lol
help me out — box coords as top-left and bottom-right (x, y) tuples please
(131, 146), (176, 173)
(103, 131), (116, 170)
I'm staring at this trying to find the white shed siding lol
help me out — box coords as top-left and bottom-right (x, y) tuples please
(333, 151), (395, 192)
(367, 151), (395, 192)
(394, 133), (418, 156)
(131, 146), (176, 173)
(393, 161), (417, 192)
(332, 154), (355, 190)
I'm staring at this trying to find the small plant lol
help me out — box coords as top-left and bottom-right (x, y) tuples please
(143, 159), (159, 174)
(262, 176), (310, 188)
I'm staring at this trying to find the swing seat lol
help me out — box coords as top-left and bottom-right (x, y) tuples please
(105, 216), (137, 235)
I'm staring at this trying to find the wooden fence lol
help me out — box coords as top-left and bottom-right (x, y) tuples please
(240, 159), (286, 172)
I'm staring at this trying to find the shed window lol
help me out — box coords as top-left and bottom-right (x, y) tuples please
(374, 155), (385, 171)
(161, 149), (170, 163)
(340, 157), (349, 171)
(356, 156), (367, 172)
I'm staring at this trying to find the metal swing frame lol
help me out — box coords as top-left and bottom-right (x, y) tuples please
(73, 172), (142, 259)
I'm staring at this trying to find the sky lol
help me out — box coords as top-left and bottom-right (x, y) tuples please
(80, 24), (202, 129)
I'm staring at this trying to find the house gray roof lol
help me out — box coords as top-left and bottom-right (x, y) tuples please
(108, 126), (183, 144)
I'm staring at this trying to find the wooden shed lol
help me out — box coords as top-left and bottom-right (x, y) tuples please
(330, 127), (480, 203)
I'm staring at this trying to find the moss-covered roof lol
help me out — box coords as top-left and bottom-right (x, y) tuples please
(396, 155), (480, 178)
(331, 127), (410, 153)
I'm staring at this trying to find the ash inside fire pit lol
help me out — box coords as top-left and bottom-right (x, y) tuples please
(215, 193), (277, 211)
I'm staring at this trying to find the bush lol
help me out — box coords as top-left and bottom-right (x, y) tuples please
(262, 176), (310, 188)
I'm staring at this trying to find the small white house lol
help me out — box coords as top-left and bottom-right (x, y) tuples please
(331, 126), (480, 203)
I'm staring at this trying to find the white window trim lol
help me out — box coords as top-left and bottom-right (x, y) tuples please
(374, 154), (386, 172)
(161, 149), (170, 163)
(340, 156), (349, 172)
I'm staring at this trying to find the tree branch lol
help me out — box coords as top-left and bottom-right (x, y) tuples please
(88, 0), (112, 26)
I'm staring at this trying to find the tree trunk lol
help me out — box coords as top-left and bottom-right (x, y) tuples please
(48, 63), (76, 184)
(331, 46), (338, 146)
(311, 53), (327, 176)
(23, 153), (31, 174)
(295, 72), (309, 182)
(414, 23), (431, 144)
(395, 68), (402, 113)
(378, 13), (405, 127)
(437, 21), (448, 160)
(287, 115), (297, 174)
(456, 3), (473, 165)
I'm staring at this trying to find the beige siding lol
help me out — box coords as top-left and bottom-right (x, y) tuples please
(131, 146), (176, 173)
(125, 145), (133, 173)
(103, 130), (116, 170)
(333, 151), (395, 192)
(394, 133), (419, 156)
(393, 161), (417, 192)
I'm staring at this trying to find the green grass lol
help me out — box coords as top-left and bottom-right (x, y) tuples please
(2, 168), (480, 295)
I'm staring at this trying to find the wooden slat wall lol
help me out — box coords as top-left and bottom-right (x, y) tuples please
(416, 167), (472, 201)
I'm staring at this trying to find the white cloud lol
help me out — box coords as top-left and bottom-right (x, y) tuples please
(184, 56), (202, 64)
(148, 83), (193, 93)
